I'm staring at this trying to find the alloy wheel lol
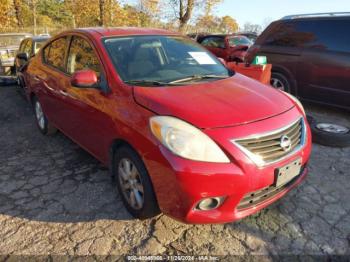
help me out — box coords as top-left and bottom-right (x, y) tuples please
(316, 123), (349, 134)
(118, 158), (144, 210)
(270, 77), (285, 91)
(35, 101), (45, 130)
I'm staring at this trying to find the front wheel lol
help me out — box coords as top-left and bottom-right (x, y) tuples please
(32, 97), (57, 135)
(112, 146), (160, 219)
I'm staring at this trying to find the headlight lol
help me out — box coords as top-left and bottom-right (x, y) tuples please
(150, 116), (230, 163)
(283, 91), (305, 115)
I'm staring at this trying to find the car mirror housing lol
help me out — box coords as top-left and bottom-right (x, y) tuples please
(71, 69), (99, 88)
(16, 52), (29, 61)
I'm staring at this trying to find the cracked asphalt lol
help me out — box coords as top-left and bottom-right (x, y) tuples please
(0, 84), (349, 257)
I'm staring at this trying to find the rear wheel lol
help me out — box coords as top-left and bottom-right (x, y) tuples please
(32, 97), (57, 135)
(112, 146), (160, 219)
(270, 72), (291, 93)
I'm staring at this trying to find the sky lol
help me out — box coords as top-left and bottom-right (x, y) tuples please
(215, 0), (350, 28)
(124, 0), (350, 28)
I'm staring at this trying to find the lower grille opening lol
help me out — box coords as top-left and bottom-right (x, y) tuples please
(237, 166), (305, 210)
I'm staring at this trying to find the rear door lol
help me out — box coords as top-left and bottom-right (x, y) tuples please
(38, 36), (70, 127)
(296, 18), (350, 108)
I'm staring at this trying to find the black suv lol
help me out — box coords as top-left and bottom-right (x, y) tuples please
(246, 13), (350, 110)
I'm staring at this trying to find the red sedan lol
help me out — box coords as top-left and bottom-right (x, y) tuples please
(22, 28), (311, 224)
(197, 34), (253, 62)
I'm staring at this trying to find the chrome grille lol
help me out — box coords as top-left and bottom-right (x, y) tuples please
(233, 118), (305, 166)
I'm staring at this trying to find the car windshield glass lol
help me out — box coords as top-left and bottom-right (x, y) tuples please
(0, 35), (27, 47)
(103, 35), (233, 86)
(228, 36), (252, 47)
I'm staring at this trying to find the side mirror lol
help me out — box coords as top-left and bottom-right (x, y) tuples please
(16, 52), (29, 61)
(71, 69), (98, 88)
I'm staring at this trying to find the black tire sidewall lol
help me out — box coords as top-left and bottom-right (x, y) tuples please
(112, 146), (160, 219)
(310, 119), (350, 148)
(271, 72), (291, 93)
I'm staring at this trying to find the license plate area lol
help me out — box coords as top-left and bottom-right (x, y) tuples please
(275, 158), (302, 187)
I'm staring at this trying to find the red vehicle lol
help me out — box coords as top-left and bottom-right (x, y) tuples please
(22, 28), (311, 224)
(197, 34), (253, 62)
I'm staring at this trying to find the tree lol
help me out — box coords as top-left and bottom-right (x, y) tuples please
(220, 16), (238, 33)
(242, 22), (262, 34)
(99, 0), (105, 26)
(195, 15), (220, 32)
(170, 0), (195, 32)
(13, 0), (23, 27)
(0, 0), (16, 31)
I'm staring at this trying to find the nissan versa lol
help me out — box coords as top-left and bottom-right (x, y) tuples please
(22, 28), (312, 224)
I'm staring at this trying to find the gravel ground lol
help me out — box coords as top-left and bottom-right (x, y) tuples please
(0, 85), (349, 258)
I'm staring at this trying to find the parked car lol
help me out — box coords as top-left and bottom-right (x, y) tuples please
(22, 28), (311, 224)
(15, 35), (50, 89)
(0, 33), (32, 75)
(197, 34), (253, 62)
(245, 12), (350, 110)
(235, 32), (259, 42)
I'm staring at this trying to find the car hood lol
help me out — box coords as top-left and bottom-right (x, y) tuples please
(133, 74), (294, 129)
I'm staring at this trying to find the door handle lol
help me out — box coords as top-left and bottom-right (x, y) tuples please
(33, 75), (44, 81)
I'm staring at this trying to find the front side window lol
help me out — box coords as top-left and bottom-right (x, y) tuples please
(43, 37), (68, 70)
(103, 36), (232, 86)
(67, 36), (101, 76)
(263, 21), (315, 48)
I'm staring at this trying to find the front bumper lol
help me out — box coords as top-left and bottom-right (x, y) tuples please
(144, 107), (312, 224)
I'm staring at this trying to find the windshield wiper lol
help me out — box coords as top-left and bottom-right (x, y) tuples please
(124, 80), (181, 87)
(169, 74), (229, 84)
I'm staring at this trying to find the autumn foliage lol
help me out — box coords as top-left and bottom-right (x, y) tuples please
(0, 0), (239, 34)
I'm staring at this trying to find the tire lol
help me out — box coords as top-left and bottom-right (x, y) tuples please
(112, 145), (160, 219)
(307, 115), (350, 148)
(32, 96), (57, 135)
(270, 72), (291, 93)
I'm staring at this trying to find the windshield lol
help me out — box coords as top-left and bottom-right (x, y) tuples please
(103, 35), (233, 86)
(0, 35), (27, 47)
(228, 36), (252, 47)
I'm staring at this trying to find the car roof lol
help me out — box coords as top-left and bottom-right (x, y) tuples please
(31, 36), (51, 42)
(282, 12), (350, 20)
(63, 27), (180, 38)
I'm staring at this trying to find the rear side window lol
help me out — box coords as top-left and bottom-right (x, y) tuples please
(43, 37), (68, 71)
(295, 19), (350, 53)
(19, 39), (28, 52)
(23, 40), (32, 55)
(262, 21), (313, 47)
(261, 19), (350, 53)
